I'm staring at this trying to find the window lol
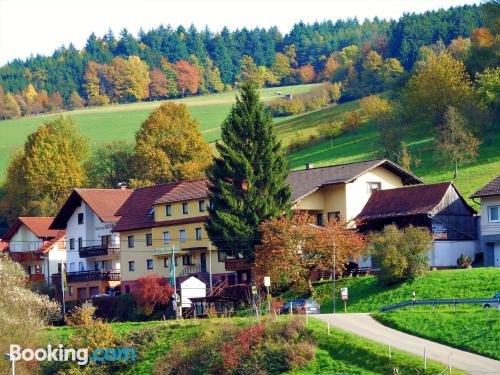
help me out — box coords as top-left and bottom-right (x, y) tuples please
(146, 259), (153, 270)
(165, 204), (172, 216)
(77, 213), (84, 224)
(78, 237), (83, 250)
(163, 231), (170, 244)
(182, 202), (189, 214)
(34, 264), (42, 273)
(198, 200), (206, 212)
(367, 181), (381, 193)
(163, 258), (169, 268)
(101, 235), (109, 246)
(128, 261), (135, 272)
(69, 238), (75, 250)
(489, 206), (500, 222)
(69, 286), (73, 296)
(179, 229), (186, 242)
(316, 213), (324, 226)
(218, 250), (227, 262)
(146, 233), (152, 247)
(327, 211), (340, 222)
(241, 272), (248, 282)
(182, 255), (193, 265)
(78, 262), (84, 271)
(195, 228), (202, 240)
(69, 262), (76, 272)
(128, 236), (134, 248)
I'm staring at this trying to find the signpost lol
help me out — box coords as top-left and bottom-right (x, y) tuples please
(341, 287), (348, 313)
(264, 276), (271, 315)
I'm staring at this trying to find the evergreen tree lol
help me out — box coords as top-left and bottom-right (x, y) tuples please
(206, 83), (291, 260)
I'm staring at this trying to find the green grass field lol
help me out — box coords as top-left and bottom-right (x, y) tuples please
(373, 310), (500, 360)
(0, 84), (317, 180)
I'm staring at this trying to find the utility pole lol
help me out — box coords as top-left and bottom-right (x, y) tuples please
(333, 237), (336, 314)
(209, 243), (213, 294)
(60, 261), (66, 316)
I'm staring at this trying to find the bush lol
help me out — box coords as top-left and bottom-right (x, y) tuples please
(369, 224), (432, 285)
(457, 254), (473, 268)
(287, 133), (321, 154)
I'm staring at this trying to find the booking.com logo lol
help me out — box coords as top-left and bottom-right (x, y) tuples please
(9, 344), (136, 366)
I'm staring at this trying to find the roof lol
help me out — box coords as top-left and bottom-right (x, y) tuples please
(50, 188), (133, 229)
(37, 232), (66, 254)
(3, 217), (60, 241)
(0, 241), (9, 252)
(357, 182), (475, 221)
(471, 176), (500, 198)
(287, 159), (423, 202)
(154, 179), (209, 204)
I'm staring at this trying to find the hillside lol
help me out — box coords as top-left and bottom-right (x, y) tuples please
(0, 84), (316, 180)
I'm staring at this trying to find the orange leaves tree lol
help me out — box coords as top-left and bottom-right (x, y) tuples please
(132, 274), (174, 316)
(253, 212), (365, 295)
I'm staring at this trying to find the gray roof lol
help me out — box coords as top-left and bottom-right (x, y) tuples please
(471, 176), (500, 198)
(287, 159), (423, 202)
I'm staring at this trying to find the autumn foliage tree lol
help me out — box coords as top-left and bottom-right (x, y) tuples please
(253, 212), (365, 295)
(132, 274), (174, 316)
(174, 60), (201, 96)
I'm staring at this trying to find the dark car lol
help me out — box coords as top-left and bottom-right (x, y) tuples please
(483, 292), (500, 309)
(281, 299), (321, 315)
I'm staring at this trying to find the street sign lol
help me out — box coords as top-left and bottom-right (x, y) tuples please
(341, 287), (348, 301)
(264, 276), (271, 287)
(251, 285), (258, 296)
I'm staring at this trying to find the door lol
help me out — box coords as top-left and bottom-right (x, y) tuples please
(200, 253), (207, 273)
(494, 243), (500, 267)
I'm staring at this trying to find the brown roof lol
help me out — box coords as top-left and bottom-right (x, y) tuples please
(154, 179), (209, 204)
(471, 176), (500, 198)
(0, 241), (9, 252)
(287, 159), (423, 202)
(113, 182), (184, 232)
(357, 182), (474, 220)
(37, 232), (66, 254)
(3, 217), (60, 241)
(50, 188), (133, 229)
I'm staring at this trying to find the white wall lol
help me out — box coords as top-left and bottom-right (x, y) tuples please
(9, 225), (42, 252)
(479, 196), (500, 236)
(429, 240), (478, 267)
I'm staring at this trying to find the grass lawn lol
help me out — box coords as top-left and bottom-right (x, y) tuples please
(373, 310), (500, 360)
(281, 268), (500, 313)
(0, 84), (317, 180)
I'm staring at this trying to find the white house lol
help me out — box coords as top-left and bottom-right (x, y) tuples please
(471, 176), (500, 267)
(3, 217), (66, 286)
(50, 188), (132, 301)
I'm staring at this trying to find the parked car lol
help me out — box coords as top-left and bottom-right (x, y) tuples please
(483, 292), (500, 309)
(281, 299), (320, 314)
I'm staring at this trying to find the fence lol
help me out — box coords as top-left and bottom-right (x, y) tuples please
(379, 298), (499, 312)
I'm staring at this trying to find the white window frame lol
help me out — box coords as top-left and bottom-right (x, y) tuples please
(489, 206), (500, 222)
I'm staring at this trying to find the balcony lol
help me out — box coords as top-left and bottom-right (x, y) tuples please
(225, 258), (252, 271)
(29, 273), (45, 283)
(9, 251), (42, 262)
(52, 270), (121, 283)
(153, 247), (181, 256)
(79, 244), (120, 258)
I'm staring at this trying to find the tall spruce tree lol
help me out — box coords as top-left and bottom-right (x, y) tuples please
(206, 83), (291, 260)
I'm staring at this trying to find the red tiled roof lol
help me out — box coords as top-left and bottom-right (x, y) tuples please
(471, 176), (500, 198)
(0, 241), (9, 252)
(3, 217), (60, 241)
(50, 188), (133, 229)
(287, 159), (423, 202)
(37, 232), (66, 254)
(357, 182), (475, 220)
(154, 179), (209, 204)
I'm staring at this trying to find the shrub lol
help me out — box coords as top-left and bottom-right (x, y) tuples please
(457, 254), (473, 268)
(287, 133), (321, 154)
(132, 274), (174, 316)
(369, 224), (432, 285)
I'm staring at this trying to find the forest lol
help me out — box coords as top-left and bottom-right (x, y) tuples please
(0, 3), (487, 119)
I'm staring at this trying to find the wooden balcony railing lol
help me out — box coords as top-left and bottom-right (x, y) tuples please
(79, 244), (120, 258)
(224, 258), (252, 271)
(52, 270), (121, 283)
(9, 251), (42, 262)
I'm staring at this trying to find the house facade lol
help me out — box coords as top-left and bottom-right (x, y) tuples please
(113, 180), (234, 294)
(50, 188), (132, 301)
(471, 176), (500, 267)
(3, 217), (66, 286)
(357, 182), (478, 267)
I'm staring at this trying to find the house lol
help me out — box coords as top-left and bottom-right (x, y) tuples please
(2, 217), (65, 286)
(112, 179), (234, 294)
(357, 182), (478, 267)
(471, 176), (500, 267)
(49, 188), (133, 301)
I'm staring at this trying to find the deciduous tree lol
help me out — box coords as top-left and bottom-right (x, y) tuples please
(296, 64), (315, 83)
(174, 60), (201, 96)
(149, 67), (168, 99)
(68, 90), (85, 108)
(132, 274), (174, 316)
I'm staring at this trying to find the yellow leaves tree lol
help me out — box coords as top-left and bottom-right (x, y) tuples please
(23, 83), (37, 104)
(134, 102), (211, 185)
(359, 95), (392, 120)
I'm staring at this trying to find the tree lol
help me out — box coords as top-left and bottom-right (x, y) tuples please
(240, 55), (264, 88)
(0, 116), (88, 223)
(49, 91), (64, 111)
(272, 52), (293, 84)
(0, 93), (21, 119)
(359, 95), (391, 120)
(343, 110), (362, 143)
(296, 64), (315, 83)
(134, 102), (211, 185)
(0, 254), (59, 374)
(319, 53), (340, 81)
(123, 55), (150, 101)
(378, 58), (404, 85)
(149, 68), (168, 99)
(317, 120), (343, 148)
(369, 224), (432, 285)
(206, 84), (291, 261)
(68, 90), (85, 108)
(174, 60), (201, 96)
(253, 213), (365, 294)
(132, 274), (174, 316)
(85, 141), (136, 188)
(23, 83), (37, 104)
(402, 52), (475, 126)
(436, 106), (480, 178)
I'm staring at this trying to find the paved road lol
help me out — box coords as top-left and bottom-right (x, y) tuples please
(315, 313), (500, 375)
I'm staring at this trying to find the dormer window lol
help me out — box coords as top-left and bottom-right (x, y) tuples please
(77, 213), (84, 225)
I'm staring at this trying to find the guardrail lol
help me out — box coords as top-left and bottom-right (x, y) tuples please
(379, 298), (500, 312)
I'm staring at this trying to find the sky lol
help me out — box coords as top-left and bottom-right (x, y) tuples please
(0, 0), (479, 66)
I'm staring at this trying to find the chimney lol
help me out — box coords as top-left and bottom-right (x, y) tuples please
(306, 163), (314, 170)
